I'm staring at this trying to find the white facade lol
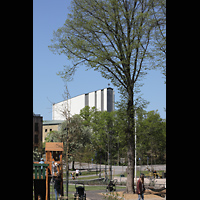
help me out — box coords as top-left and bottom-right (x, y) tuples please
(52, 87), (115, 120)
(89, 91), (95, 108)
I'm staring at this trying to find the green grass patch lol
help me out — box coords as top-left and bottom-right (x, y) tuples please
(79, 171), (97, 176)
(75, 175), (100, 180)
(33, 183), (125, 199)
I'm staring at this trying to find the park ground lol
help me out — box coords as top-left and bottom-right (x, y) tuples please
(33, 163), (166, 199)
(43, 182), (165, 200)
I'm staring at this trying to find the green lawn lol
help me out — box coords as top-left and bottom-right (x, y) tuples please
(75, 175), (100, 180)
(34, 184), (125, 199)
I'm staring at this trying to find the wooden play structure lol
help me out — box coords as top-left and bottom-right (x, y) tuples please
(33, 142), (64, 200)
(33, 163), (49, 200)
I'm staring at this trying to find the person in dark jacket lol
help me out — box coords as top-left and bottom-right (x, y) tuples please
(137, 173), (145, 200)
(54, 172), (62, 200)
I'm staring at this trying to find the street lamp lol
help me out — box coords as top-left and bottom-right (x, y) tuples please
(135, 109), (137, 192)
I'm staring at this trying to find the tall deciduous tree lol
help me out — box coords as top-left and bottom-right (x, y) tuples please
(49, 0), (165, 193)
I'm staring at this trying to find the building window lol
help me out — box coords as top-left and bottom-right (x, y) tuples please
(45, 129), (47, 132)
(35, 123), (38, 131)
(35, 135), (38, 144)
(107, 88), (113, 112)
(101, 89), (104, 111)
(50, 129), (52, 132)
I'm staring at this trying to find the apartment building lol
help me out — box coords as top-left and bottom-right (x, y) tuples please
(33, 113), (43, 150)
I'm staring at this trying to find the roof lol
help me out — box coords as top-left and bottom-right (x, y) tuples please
(45, 142), (64, 151)
(43, 120), (64, 125)
(53, 87), (113, 105)
(33, 113), (43, 117)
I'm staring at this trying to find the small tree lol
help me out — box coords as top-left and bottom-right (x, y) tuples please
(33, 147), (42, 162)
(45, 115), (91, 167)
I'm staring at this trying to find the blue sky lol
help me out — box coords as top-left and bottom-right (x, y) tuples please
(33, 0), (166, 120)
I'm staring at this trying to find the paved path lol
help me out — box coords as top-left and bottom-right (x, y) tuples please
(114, 177), (166, 186)
(82, 189), (165, 200)
(85, 189), (107, 200)
(70, 162), (166, 174)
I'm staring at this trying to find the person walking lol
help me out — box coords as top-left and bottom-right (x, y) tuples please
(54, 172), (62, 200)
(136, 173), (145, 200)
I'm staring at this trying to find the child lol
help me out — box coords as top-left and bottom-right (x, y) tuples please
(72, 172), (75, 180)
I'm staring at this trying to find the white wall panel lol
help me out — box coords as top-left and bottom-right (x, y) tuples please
(96, 90), (101, 111)
(52, 101), (68, 120)
(103, 88), (107, 111)
(70, 94), (85, 116)
(52, 94), (85, 120)
(89, 92), (95, 108)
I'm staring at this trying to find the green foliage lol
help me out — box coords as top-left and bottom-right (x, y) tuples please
(136, 109), (166, 164)
(45, 114), (91, 162)
(151, 0), (166, 82)
(80, 106), (97, 126)
(44, 105), (166, 168)
(78, 106), (166, 165)
(45, 130), (60, 142)
(90, 110), (118, 163)
(49, 0), (165, 92)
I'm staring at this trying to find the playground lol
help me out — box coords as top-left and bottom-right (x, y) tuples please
(33, 142), (166, 199)
(33, 142), (64, 200)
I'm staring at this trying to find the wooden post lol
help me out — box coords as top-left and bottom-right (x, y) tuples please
(46, 167), (48, 200)
(60, 153), (63, 196)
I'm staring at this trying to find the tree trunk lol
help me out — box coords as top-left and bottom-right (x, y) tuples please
(126, 89), (135, 193)
(72, 160), (75, 170)
(126, 141), (135, 193)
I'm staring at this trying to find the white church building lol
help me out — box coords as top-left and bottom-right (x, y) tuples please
(52, 87), (115, 120)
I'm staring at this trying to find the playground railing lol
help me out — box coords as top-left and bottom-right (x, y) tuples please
(33, 163), (49, 179)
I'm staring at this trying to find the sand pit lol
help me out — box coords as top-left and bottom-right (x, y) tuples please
(115, 191), (164, 199)
(99, 189), (166, 199)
